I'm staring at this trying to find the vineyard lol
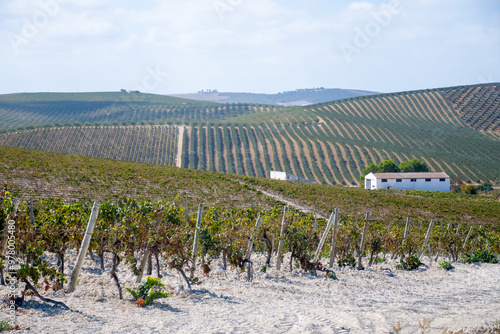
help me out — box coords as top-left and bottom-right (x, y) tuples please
(0, 125), (178, 167)
(0, 145), (499, 226)
(1, 149), (499, 332)
(441, 83), (500, 133)
(1, 83), (499, 186)
(2, 193), (499, 299)
(0, 92), (276, 130)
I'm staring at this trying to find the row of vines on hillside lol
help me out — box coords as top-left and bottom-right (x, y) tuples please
(1, 192), (499, 310)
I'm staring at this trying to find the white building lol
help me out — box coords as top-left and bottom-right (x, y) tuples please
(270, 171), (317, 184)
(364, 172), (450, 192)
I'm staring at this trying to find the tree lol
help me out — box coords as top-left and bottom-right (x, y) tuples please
(478, 181), (493, 193)
(362, 163), (380, 175)
(378, 160), (400, 173)
(399, 159), (429, 172)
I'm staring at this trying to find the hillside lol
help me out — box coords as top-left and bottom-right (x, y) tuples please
(169, 88), (377, 106)
(1, 83), (499, 186)
(0, 146), (498, 225)
(0, 91), (227, 130)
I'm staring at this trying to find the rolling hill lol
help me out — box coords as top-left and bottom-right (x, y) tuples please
(169, 88), (377, 106)
(0, 83), (499, 186)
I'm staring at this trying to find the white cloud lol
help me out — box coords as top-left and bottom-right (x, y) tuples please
(0, 0), (498, 94)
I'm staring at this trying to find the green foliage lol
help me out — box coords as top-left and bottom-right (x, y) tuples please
(125, 276), (171, 306)
(399, 159), (429, 173)
(461, 185), (478, 195)
(438, 261), (454, 270)
(260, 264), (271, 273)
(0, 320), (11, 331)
(396, 255), (422, 270)
(478, 182), (493, 193)
(337, 254), (356, 268)
(461, 250), (498, 264)
(378, 160), (400, 173)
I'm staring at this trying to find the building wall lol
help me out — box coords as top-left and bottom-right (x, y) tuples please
(270, 171), (316, 184)
(365, 176), (450, 192)
(270, 171), (288, 181)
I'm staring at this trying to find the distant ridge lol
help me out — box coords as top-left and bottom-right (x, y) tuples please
(169, 88), (378, 106)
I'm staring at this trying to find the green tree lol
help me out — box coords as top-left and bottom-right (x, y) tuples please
(399, 158), (429, 172)
(477, 181), (493, 193)
(359, 160), (401, 186)
(378, 160), (400, 173)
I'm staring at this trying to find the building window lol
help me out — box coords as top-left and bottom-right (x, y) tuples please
(440, 178), (446, 182)
(396, 179), (402, 182)
(425, 179), (431, 182)
(410, 179), (416, 182)
(381, 179), (387, 183)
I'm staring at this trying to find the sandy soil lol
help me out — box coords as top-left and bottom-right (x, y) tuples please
(1, 252), (499, 334)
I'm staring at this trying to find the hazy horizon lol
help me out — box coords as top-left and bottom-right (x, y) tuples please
(1, 0), (499, 95)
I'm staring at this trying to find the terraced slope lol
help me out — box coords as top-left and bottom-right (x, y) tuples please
(1, 84), (499, 185)
(0, 125), (178, 166)
(0, 92), (278, 130)
(440, 83), (500, 133)
(2, 146), (499, 226)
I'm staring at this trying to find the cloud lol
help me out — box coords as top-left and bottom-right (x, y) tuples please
(0, 0), (498, 94)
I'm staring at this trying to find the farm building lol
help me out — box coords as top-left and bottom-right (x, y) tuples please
(270, 171), (317, 184)
(364, 172), (450, 192)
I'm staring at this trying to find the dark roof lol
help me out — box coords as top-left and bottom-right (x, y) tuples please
(367, 172), (450, 180)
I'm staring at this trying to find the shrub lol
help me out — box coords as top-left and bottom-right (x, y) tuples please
(438, 261), (454, 270)
(396, 255), (422, 270)
(337, 254), (356, 268)
(461, 185), (478, 195)
(478, 182), (493, 193)
(0, 320), (11, 331)
(462, 250), (498, 264)
(125, 276), (171, 306)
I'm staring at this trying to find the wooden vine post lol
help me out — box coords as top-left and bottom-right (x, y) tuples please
(328, 209), (340, 267)
(245, 213), (263, 259)
(244, 213), (262, 282)
(312, 209), (335, 264)
(419, 220), (434, 260)
(357, 214), (369, 270)
(462, 226), (474, 251)
(313, 211), (318, 234)
(402, 217), (410, 245)
(136, 212), (164, 283)
(275, 206), (289, 271)
(190, 204), (203, 279)
(184, 198), (189, 227)
(29, 197), (34, 225)
(69, 202), (100, 293)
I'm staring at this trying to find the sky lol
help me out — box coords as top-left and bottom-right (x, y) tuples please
(0, 0), (499, 95)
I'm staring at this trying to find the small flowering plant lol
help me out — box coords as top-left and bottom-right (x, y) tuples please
(125, 276), (171, 306)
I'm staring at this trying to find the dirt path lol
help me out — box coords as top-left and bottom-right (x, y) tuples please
(255, 186), (328, 219)
(176, 126), (185, 168)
